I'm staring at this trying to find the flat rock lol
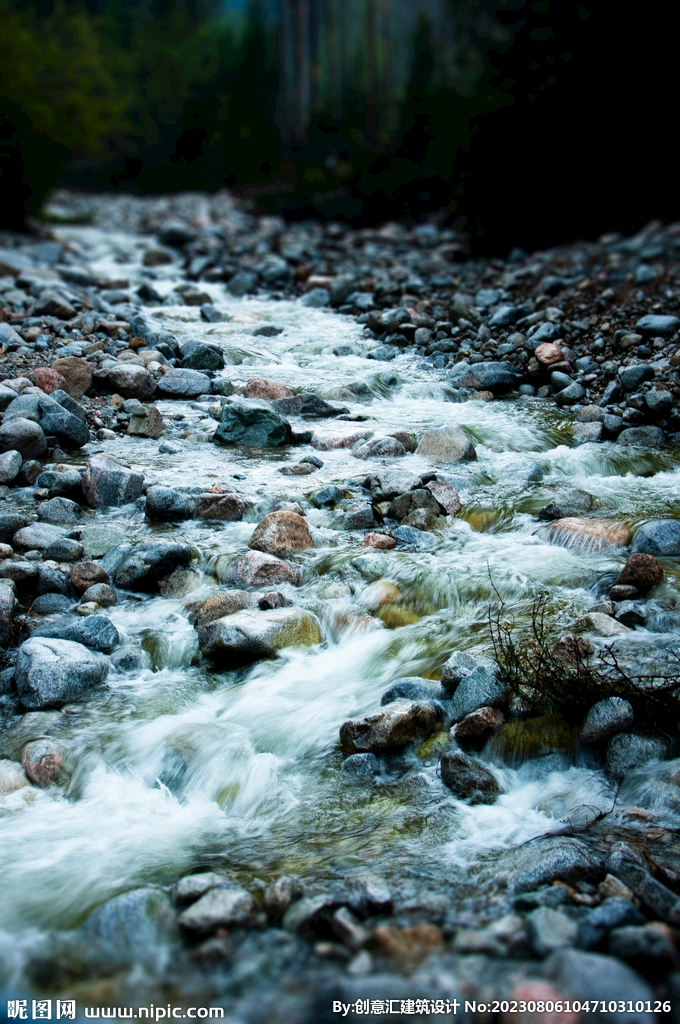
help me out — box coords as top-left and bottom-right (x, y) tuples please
(13, 522), (67, 551)
(32, 614), (119, 654)
(198, 607), (321, 665)
(546, 517), (630, 549)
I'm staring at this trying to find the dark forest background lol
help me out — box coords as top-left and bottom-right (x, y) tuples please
(0, 0), (677, 253)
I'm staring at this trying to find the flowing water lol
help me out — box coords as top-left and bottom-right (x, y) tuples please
(2, 227), (680, 999)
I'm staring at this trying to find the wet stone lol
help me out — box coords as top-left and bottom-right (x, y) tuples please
(340, 700), (440, 754)
(439, 749), (500, 804)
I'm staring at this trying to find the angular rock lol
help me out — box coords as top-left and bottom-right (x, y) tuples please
(537, 489), (595, 521)
(114, 542), (192, 592)
(425, 479), (461, 515)
(51, 356), (92, 399)
(194, 590), (256, 631)
(339, 700), (439, 754)
(581, 698), (634, 745)
(388, 489), (440, 521)
(440, 650), (482, 694)
(179, 340), (224, 371)
(415, 425), (476, 462)
(367, 468), (421, 502)
(37, 395), (90, 448)
(178, 886), (256, 935)
(225, 549), (301, 587)
(555, 382), (586, 405)
(450, 665), (506, 721)
(198, 607), (321, 665)
(343, 505), (376, 530)
(35, 467), (83, 499)
(82, 455), (145, 508)
(194, 493), (245, 521)
(248, 511), (313, 556)
(15, 637), (109, 709)
(214, 398), (292, 447)
(127, 405), (163, 439)
(440, 749), (500, 804)
(614, 552), (663, 593)
(453, 706), (505, 749)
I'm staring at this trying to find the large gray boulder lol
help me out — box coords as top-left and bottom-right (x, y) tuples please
(15, 637), (109, 709)
(198, 607), (321, 665)
(415, 424), (476, 462)
(214, 398), (292, 447)
(339, 700), (440, 754)
(580, 697), (634, 745)
(449, 665), (506, 721)
(179, 339), (225, 371)
(605, 732), (671, 780)
(82, 455), (145, 508)
(114, 542), (192, 591)
(32, 615), (119, 654)
(632, 519), (680, 556)
(145, 486), (196, 522)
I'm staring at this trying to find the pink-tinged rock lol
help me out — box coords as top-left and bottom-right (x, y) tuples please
(504, 982), (579, 1024)
(227, 549), (301, 587)
(21, 739), (68, 787)
(340, 700), (440, 754)
(453, 707), (505, 748)
(241, 378), (292, 400)
(546, 517), (631, 550)
(364, 532), (397, 549)
(248, 511), (313, 556)
(534, 342), (564, 366)
(425, 480), (461, 516)
(194, 493), (245, 521)
(33, 367), (67, 395)
(312, 431), (372, 451)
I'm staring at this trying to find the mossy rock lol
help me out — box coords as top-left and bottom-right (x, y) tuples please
(377, 603), (421, 629)
(491, 713), (576, 764)
(415, 731), (451, 759)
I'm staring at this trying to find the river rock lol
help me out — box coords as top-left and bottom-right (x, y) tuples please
(0, 449), (22, 484)
(114, 542), (192, 591)
(440, 749), (500, 804)
(15, 637), (109, 709)
(33, 614), (119, 654)
(447, 361), (522, 393)
(242, 377), (292, 400)
(0, 561), (37, 598)
(127, 405), (163, 439)
(546, 517), (630, 549)
(81, 583), (117, 607)
(453, 707), (505, 748)
(367, 468), (422, 502)
(363, 532), (396, 549)
(198, 607), (321, 664)
(178, 886), (257, 935)
(581, 697), (634, 744)
(0, 512), (29, 544)
(0, 418), (47, 459)
(617, 425), (666, 445)
(214, 398), (292, 447)
(36, 467), (83, 499)
(70, 561), (110, 594)
(526, 906), (579, 957)
(613, 552), (663, 594)
(534, 342), (564, 366)
(380, 677), (443, 705)
(450, 665), (506, 721)
(179, 340), (225, 371)
(105, 364), (157, 400)
(225, 549), (301, 587)
(606, 733), (671, 780)
(157, 368), (212, 398)
(21, 738), (68, 787)
(248, 511), (313, 556)
(194, 589), (256, 630)
(544, 949), (655, 1018)
(440, 650), (484, 693)
(343, 505), (376, 530)
(33, 367), (67, 394)
(13, 523), (67, 551)
(538, 489), (595, 520)
(415, 425), (476, 462)
(425, 480), (461, 515)
(51, 356), (92, 399)
(271, 393), (347, 418)
(37, 496), (81, 525)
(340, 700), (440, 754)
(78, 524), (126, 559)
(0, 583), (15, 646)
(632, 519), (680, 556)
(82, 455), (145, 508)
(388, 489), (440, 521)
(0, 760), (30, 795)
(194, 493), (245, 521)
(352, 436), (406, 459)
(636, 313), (680, 336)
(341, 752), (381, 777)
(574, 612), (631, 637)
(145, 486), (196, 522)
(79, 887), (177, 961)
